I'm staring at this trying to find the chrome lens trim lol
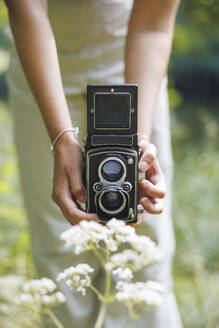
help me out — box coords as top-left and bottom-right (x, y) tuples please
(98, 190), (126, 215)
(98, 156), (126, 184)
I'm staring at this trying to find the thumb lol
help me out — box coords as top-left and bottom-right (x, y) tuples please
(138, 142), (157, 172)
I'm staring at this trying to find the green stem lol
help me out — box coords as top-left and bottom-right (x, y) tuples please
(90, 283), (105, 302)
(99, 246), (109, 255)
(91, 247), (106, 265)
(46, 308), (64, 328)
(94, 267), (112, 328)
(94, 302), (107, 328)
(107, 289), (117, 303)
(105, 269), (111, 298)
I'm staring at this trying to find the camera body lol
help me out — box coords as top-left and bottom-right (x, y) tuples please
(84, 84), (139, 224)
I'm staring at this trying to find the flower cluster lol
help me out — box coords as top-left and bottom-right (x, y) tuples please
(18, 278), (66, 308)
(23, 278), (56, 294)
(57, 264), (94, 296)
(60, 218), (162, 263)
(61, 219), (138, 254)
(59, 219), (164, 322)
(105, 235), (162, 272)
(112, 267), (133, 282)
(61, 220), (110, 254)
(115, 280), (165, 313)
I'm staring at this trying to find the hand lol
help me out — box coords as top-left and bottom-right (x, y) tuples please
(51, 133), (99, 226)
(130, 138), (166, 228)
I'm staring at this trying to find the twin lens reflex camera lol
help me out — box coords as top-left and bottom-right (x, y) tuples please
(84, 84), (140, 224)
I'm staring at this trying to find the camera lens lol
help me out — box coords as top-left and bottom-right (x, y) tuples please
(101, 160), (123, 182)
(101, 191), (124, 212)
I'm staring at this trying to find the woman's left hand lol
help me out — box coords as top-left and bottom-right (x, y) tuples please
(130, 138), (166, 227)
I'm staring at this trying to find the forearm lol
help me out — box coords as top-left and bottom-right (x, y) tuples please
(125, 0), (180, 139)
(5, 0), (74, 143)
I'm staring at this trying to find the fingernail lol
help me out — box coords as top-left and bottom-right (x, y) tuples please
(139, 161), (149, 171)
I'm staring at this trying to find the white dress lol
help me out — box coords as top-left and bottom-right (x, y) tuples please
(6, 0), (182, 327)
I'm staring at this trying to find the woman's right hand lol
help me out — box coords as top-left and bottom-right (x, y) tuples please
(51, 132), (99, 226)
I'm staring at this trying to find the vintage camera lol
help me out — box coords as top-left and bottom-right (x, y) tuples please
(84, 84), (139, 224)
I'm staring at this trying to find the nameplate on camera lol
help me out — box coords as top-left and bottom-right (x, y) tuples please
(91, 135), (133, 146)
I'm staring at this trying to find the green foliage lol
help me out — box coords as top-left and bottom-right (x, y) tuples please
(174, 0), (219, 57)
(0, 1), (8, 28)
(0, 102), (33, 278)
(0, 48), (9, 74)
(168, 86), (183, 109)
(172, 103), (219, 328)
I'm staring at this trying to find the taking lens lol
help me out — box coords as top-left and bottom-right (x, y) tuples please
(101, 160), (123, 182)
(101, 191), (124, 212)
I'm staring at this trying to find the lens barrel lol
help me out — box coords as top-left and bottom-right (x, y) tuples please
(98, 188), (126, 215)
(99, 156), (126, 183)
(101, 160), (123, 182)
(101, 191), (124, 211)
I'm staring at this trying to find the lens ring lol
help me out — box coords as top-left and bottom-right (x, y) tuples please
(99, 190), (126, 215)
(98, 156), (126, 183)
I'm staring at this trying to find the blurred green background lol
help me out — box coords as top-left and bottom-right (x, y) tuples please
(0, 1), (219, 327)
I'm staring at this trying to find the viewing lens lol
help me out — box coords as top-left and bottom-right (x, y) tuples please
(101, 191), (124, 212)
(101, 160), (123, 182)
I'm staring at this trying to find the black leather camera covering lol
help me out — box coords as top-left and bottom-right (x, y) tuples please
(84, 84), (139, 223)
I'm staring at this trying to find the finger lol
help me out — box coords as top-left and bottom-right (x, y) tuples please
(66, 165), (87, 203)
(53, 172), (98, 225)
(139, 179), (166, 199)
(140, 197), (164, 215)
(146, 158), (165, 185)
(138, 142), (157, 172)
(57, 194), (99, 226)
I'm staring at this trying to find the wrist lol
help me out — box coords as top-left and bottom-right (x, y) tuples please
(52, 128), (79, 155)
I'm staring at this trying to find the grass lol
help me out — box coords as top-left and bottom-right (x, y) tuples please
(172, 102), (219, 328)
(0, 97), (218, 327)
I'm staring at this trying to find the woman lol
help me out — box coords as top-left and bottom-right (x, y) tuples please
(4, 0), (182, 327)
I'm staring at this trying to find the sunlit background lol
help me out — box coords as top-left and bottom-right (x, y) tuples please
(0, 1), (219, 327)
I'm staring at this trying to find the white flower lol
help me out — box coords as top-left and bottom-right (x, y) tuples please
(18, 292), (66, 307)
(112, 267), (133, 282)
(105, 233), (163, 272)
(41, 292), (66, 307)
(19, 293), (34, 304)
(55, 291), (66, 303)
(57, 264), (94, 296)
(105, 219), (136, 250)
(115, 280), (164, 309)
(106, 219), (135, 242)
(129, 234), (163, 261)
(60, 219), (162, 267)
(106, 245), (160, 272)
(23, 278), (56, 295)
(60, 221), (110, 254)
(60, 219), (139, 255)
(18, 278), (66, 308)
